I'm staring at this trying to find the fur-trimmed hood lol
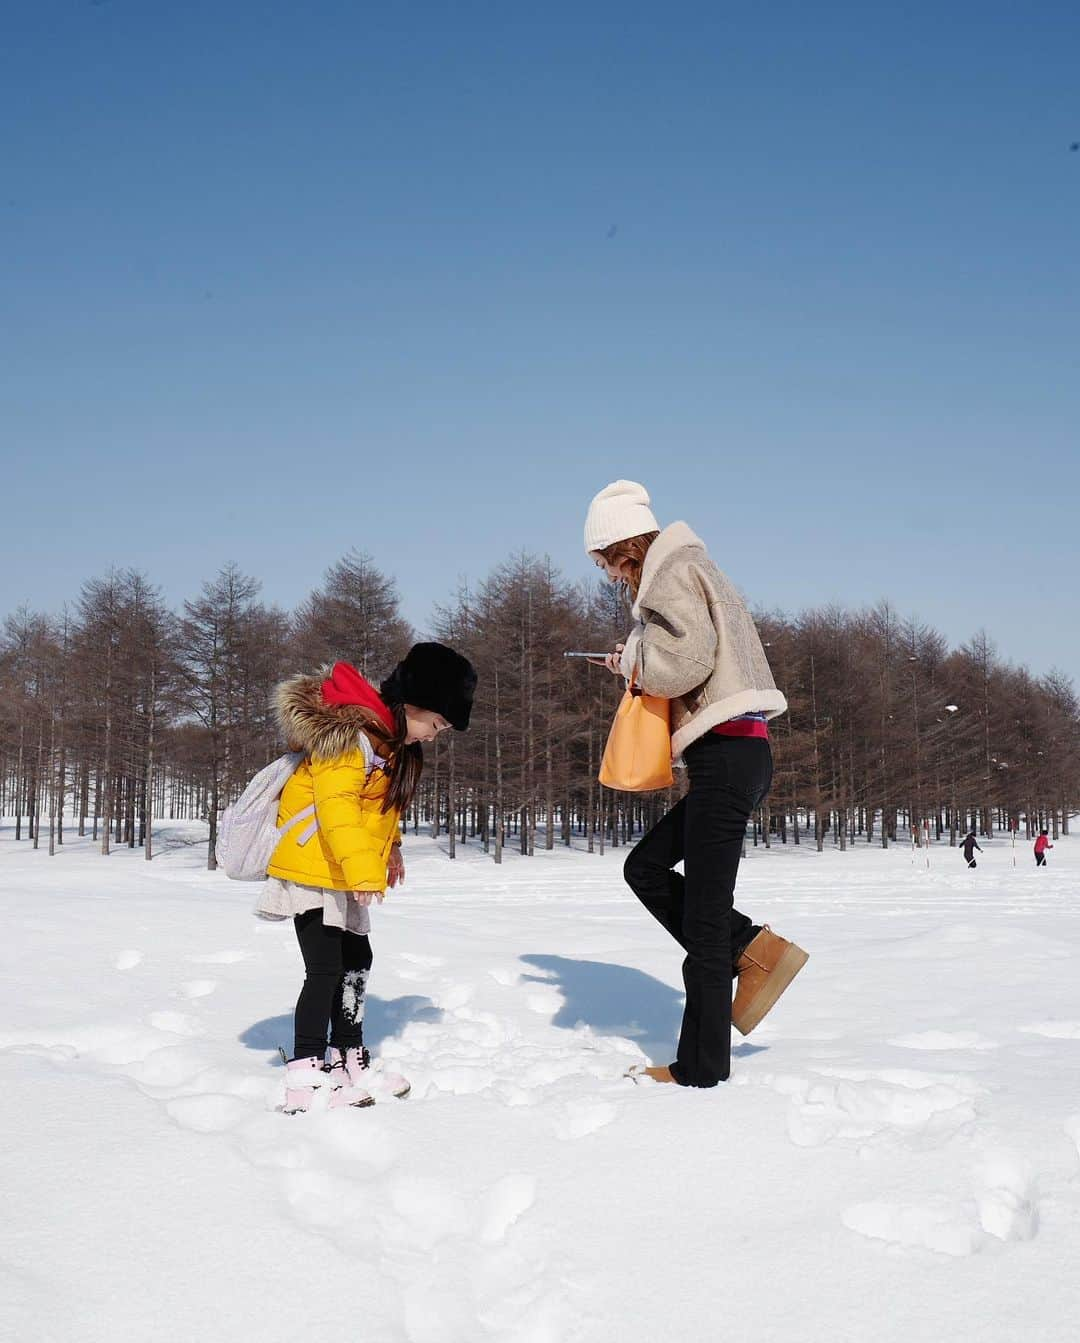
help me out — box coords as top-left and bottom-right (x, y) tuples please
(274, 671), (392, 761)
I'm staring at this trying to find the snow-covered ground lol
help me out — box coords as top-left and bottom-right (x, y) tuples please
(2, 821), (1078, 1343)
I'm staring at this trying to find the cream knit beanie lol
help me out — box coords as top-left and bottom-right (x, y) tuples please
(583, 480), (660, 554)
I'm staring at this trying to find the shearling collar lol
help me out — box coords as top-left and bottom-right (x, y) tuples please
(632, 521), (706, 617)
(275, 671), (391, 760)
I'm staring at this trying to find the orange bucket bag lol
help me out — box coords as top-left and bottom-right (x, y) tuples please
(598, 672), (674, 792)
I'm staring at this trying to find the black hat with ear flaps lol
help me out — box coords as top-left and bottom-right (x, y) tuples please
(380, 642), (477, 731)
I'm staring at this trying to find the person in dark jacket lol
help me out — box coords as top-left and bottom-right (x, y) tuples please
(961, 830), (982, 868)
(1034, 830), (1053, 866)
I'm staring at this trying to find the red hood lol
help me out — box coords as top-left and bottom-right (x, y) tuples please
(320, 662), (396, 732)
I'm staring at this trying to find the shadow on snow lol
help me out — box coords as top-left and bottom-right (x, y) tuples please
(240, 995), (442, 1063)
(519, 953), (767, 1064)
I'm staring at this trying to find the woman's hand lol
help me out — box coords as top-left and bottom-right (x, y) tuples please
(386, 846), (406, 889)
(587, 642), (625, 676)
(350, 890), (381, 906)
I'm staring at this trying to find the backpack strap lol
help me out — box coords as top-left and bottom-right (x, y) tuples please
(357, 730), (378, 776)
(277, 803), (317, 845)
(276, 735), (380, 852)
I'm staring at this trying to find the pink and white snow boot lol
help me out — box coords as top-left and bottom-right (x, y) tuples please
(325, 1046), (375, 1108)
(363, 1051), (412, 1102)
(283, 1055), (339, 1114)
(329, 1046), (410, 1102)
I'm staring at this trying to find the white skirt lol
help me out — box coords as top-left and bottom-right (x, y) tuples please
(254, 878), (372, 936)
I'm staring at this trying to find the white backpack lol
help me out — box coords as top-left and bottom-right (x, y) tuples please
(215, 752), (316, 881)
(215, 734), (378, 881)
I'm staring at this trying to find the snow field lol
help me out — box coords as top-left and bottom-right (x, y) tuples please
(2, 823), (1079, 1342)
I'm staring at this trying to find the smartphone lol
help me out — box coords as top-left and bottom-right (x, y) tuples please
(563, 652), (613, 659)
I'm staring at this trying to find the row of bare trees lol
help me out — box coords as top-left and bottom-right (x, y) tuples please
(755, 605), (1076, 850)
(2, 551), (1077, 868)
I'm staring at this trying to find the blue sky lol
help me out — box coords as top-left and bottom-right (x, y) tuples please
(3, 1), (1078, 679)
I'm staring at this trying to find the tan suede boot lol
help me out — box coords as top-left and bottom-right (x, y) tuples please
(732, 926), (809, 1035)
(625, 1064), (678, 1085)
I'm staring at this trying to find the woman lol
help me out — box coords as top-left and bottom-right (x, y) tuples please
(584, 480), (808, 1089)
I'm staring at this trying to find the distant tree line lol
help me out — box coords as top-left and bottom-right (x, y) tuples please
(1, 551), (1076, 867)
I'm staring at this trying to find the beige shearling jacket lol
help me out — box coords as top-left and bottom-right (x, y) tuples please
(619, 522), (787, 758)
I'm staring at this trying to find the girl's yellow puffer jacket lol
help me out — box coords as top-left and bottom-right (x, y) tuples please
(266, 673), (402, 893)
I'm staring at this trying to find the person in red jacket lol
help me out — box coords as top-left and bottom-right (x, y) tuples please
(1034, 830), (1053, 867)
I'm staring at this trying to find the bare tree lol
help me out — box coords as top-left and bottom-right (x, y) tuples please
(291, 551), (412, 679)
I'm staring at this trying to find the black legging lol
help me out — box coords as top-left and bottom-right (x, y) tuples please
(293, 907), (373, 1059)
(623, 734), (772, 1087)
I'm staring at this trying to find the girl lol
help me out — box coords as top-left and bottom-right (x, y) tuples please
(257, 643), (477, 1112)
(584, 480), (808, 1089)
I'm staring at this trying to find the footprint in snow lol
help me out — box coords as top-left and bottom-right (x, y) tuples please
(974, 1155), (1039, 1243)
(889, 1030), (999, 1052)
(786, 1070), (979, 1150)
(842, 1200), (983, 1257)
(525, 984), (563, 1015)
(148, 1011), (202, 1037)
(843, 1156), (1040, 1257)
(488, 966), (521, 987)
(479, 1172), (537, 1244)
(181, 980), (217, 1000)
(282, 1167), (350, 1232)
(438, 983), (474, 1012)
(386, 1174), (468, 1248)
(1019, 1020), (1080, 1040)
(397, 951), (448, 984)
(166, 1094), (251, 1134)
(128, 1046), (211, 1091)
(553, 1098), (617, 1140)
(115, 950), (142, 970)
(0, 1041), (78, 1062)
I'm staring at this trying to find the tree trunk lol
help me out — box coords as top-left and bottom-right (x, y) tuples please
(494, 667), (503, 866)
(447, 734), (456, 860)
(145, 663), (156, 862)
(101, 641), (113, 856)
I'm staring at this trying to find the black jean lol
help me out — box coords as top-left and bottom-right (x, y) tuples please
(293, 907), (373, 1059)
(623, 734), (773, 1087)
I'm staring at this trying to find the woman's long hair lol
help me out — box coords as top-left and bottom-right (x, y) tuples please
(596, 530), (660, 601)
(365, 704), (424, 816)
